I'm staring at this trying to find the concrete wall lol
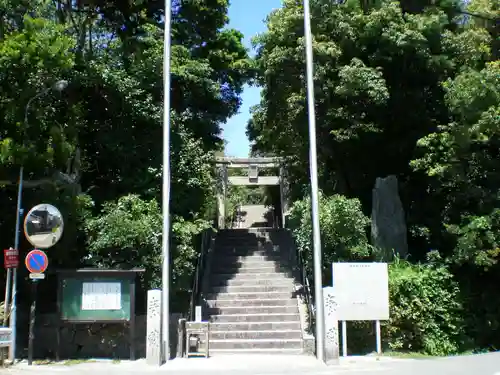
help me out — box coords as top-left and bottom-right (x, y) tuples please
(15, 312), (183, 360)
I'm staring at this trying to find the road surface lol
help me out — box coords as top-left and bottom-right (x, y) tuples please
(5, 352), (500, 375)
(26, 233), (58, 248)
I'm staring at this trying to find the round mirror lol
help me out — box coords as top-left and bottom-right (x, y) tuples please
(24, 204), (64, 249)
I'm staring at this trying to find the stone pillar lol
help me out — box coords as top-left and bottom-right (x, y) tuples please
(279, 166), (285, 228)
(146, 289), (162, 366)
(371, 175), (408, 260)
(279, 165), (289, 228)
(323, 286), (340, 365)
(216, 165), (228, 229)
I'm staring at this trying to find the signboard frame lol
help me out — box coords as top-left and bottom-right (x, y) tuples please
(55, 269), (144, 361)
(332, 262), (389, 357)
(0, 327), (12, 348)
(332, 262), (389, 321)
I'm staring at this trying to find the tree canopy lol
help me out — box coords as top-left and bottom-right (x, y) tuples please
(0, 0), (252, 311)
(248, 0), (499, 351)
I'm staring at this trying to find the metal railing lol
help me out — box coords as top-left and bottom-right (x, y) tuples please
(188, 216), (217, 321)
(273, 208), (316, 333)
(297, 246), (315, 334)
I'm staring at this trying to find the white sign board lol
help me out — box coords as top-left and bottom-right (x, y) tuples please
(81, 282), (122, 310)
(332, 262), (389, 321)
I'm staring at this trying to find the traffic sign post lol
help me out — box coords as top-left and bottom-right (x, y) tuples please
(24, 249), (49, 365)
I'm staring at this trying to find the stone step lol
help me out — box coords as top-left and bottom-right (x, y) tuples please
(210, 313), (300, 323)
(206, 298), (296, 308)
(207, 305), (298, 315)
(209, 277), (294, 287)
(208, 284), (293, 294)
(209, 321), (302, 331)
(209, 265), (280, 274)
(209, 348), (303, 355)
(209, 338), (302, 350)
(210, 272), (288, 280)
(210, 330), (302, 340)
(215, 238), (270, 244)
(204, 291), (294, 300)
(213, 257), (292, 268)
(214, 249), (285, 256)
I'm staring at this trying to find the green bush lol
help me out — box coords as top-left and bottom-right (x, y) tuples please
(385, 258), (464, 356)
(288, 193), (374, 280)
(288, 193), (465, 355)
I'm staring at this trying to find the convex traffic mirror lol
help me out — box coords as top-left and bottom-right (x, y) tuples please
(24, 204), (64, 249)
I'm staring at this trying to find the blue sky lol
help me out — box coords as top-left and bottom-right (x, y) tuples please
(222, 0), (282, 157)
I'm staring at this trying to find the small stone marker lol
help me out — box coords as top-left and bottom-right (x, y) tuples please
(146, 289), (162, 366)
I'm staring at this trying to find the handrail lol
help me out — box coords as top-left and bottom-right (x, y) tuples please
(297, 247), (315, 333)
(279, 209), (315, 334)
(188, 213), (217, 321)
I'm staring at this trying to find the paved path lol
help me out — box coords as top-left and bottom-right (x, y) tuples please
(5, 352), (500, 375)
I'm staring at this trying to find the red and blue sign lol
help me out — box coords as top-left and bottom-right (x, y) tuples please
(25, 250), (49, 274)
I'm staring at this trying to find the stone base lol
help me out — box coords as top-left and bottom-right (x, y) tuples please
(14, 312), (182, 360)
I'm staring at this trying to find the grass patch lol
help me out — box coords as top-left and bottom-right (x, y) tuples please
(33, 359), (56, 365)
(63, 359), (96, 366)
(382, 351), (435, 359)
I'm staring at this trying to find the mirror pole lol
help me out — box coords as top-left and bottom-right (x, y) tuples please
(9, 166), (23, 362)
(27, 279), (38, 366)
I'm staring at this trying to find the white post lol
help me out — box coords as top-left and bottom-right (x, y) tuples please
(375, 320), (382, 355)
(146, 290), (162, 366)
(303, 0), (326, 362)
(341, 320), (347, 357)
(322, 287), (339, 365)
(195, 306), (202, 322)
(162, 0), (173, 362)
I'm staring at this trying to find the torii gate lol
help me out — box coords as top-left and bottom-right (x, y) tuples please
(215, 157), (290, 229)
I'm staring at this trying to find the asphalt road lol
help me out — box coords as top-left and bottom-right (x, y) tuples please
(27, 233), (57, 248)
(5, 352), (500, 375)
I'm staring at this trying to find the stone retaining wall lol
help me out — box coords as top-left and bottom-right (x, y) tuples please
(15, 312), (183, 360)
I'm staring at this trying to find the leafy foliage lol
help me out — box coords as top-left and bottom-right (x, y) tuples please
(84, 194), (210, 310)
(249, 0), (500, 353)
(288, 193), (373, 281)
(0, 0), (251, 314)
(386, 258), (464, 355)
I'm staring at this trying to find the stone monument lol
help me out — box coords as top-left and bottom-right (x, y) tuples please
(371, 175), (408, 260)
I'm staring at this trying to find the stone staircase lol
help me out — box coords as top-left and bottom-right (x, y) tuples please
(203, 228), (303, 354)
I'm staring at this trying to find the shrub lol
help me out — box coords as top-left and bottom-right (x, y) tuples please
(385, 258), (464, 355)
(288, 193), (374, 280)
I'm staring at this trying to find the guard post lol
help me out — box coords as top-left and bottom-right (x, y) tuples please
(55, 269), (144, 361)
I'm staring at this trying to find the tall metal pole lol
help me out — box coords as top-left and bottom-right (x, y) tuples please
(162, 0), (172, 362)
(9, 166), (23, 362)
(303, 0), (325, 362)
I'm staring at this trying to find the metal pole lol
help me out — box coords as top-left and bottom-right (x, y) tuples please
(9, 166), (23, 362)
(27, 280), (38, 366)
(3, 269), (12, 326)
(162, 0), (172, 362)
(303, 0), (326, 362)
